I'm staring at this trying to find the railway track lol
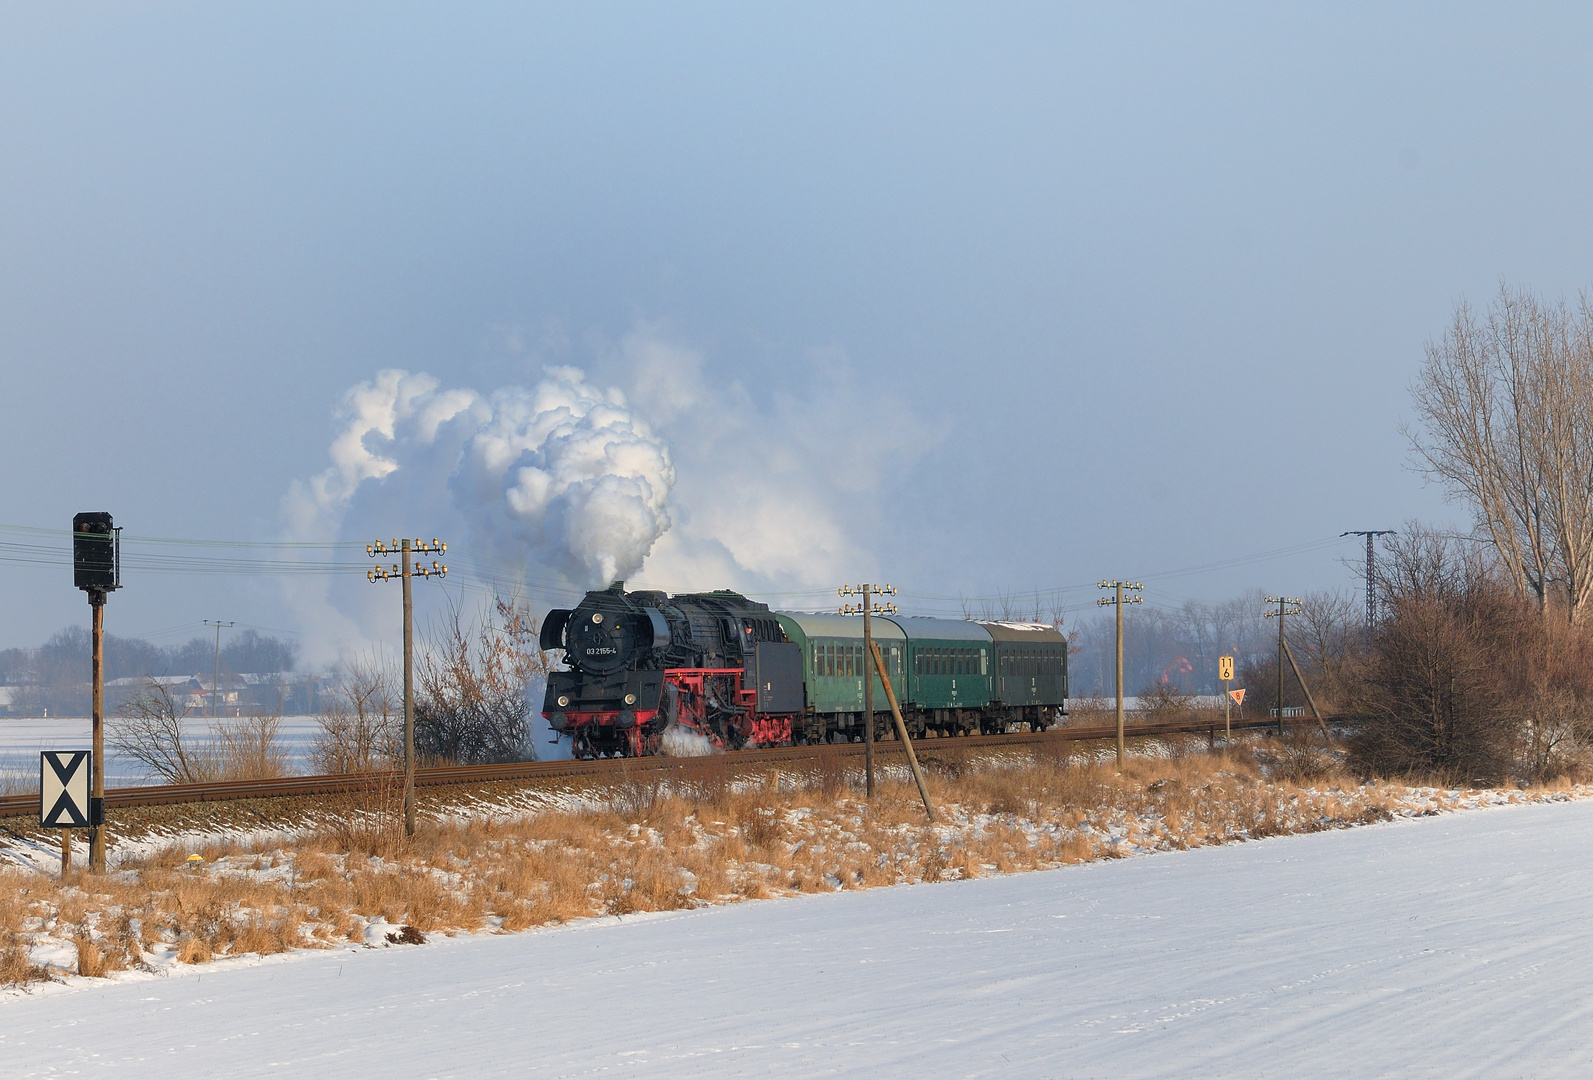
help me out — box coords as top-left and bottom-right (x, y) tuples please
(0, 716), (1291, 818)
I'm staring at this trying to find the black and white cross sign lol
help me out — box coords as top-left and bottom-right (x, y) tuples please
(40, 751), (92, 828)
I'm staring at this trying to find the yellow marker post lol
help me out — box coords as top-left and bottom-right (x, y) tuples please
(1219, 656), (1235, 741)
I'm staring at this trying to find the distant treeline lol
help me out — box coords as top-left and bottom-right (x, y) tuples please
(0, 627), (307, 717)
(0, 627), (297, 684)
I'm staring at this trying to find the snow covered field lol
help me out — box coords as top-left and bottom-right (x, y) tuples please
(0, 715), (325, 787)
(6, 798), (1593, 1078)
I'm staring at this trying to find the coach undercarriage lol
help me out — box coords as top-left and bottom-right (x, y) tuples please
(570, 697), (1062, 757)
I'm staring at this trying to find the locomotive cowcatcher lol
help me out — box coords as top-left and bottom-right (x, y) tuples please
(540, 584), (805, 758)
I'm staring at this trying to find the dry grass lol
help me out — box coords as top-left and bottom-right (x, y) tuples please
(1, 736), (1578, 987)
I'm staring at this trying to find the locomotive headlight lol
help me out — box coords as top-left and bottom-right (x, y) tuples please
(592, 612), (604, 624)
(623, 693), (636, 705)
(557, 695), (570, 707)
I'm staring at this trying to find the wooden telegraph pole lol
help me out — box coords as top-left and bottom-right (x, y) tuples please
(869, 640), (935, 822)
(89, 595), (105, 870)
(839, 583), (897, 799)
(71, 512), (121, 873)
(1097, 580), (1143, 768)
(368, 538), (447, 837)
(1263, 595), (1302, 737)
(204, 619), (234, 717)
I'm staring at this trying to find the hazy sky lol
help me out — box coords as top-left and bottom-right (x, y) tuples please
(4, 3), (1592, 659)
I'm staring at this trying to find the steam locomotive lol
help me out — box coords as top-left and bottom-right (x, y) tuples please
(540, 583), (1069, 758)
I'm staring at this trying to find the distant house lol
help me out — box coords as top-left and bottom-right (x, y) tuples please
(106, 674), (240, 714)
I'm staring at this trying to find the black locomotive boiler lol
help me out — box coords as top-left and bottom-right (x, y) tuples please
(539, 584), (805, 758)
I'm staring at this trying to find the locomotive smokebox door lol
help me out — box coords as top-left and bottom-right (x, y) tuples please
(752, 642), (804, 712)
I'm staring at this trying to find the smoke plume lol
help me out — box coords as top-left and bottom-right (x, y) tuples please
(281, 366), (675, 660)
(282, 326), (934, 665)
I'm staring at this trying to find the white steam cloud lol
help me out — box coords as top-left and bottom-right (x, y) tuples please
(282, 366), (675, 661)
(453, 372), (674, 586)
(282, 326), (934, 665)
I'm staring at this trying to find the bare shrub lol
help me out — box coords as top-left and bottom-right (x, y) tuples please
(1064, 696), (1114, 726)
(1137, 682), (1194, 720)
(312, 654), (401, 775)
(1351, 587), (1520, 783)
(415, 598), (549, 766)
(0, 755), (38, 797)
(1265, 734), (1337, 783)
(212, 712), (289, 780)
(1349, 526), (1593, 783)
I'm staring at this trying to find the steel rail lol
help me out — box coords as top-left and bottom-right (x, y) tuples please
(0, 716), (1296, 819)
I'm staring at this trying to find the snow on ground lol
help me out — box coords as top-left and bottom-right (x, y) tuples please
(6, 798), (1593, 1078)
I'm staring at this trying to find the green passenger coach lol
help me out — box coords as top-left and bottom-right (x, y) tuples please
(978, 621), (1069, 730)
(772, 611), (1065, 742)
(885, 616), (993, 734)
(774, 612), (906, 743)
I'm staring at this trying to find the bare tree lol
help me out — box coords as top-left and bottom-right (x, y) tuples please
(1409, 284), (1593, 622)
(111, 680), (208, 784)
(1290, 589), (1365, 706)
